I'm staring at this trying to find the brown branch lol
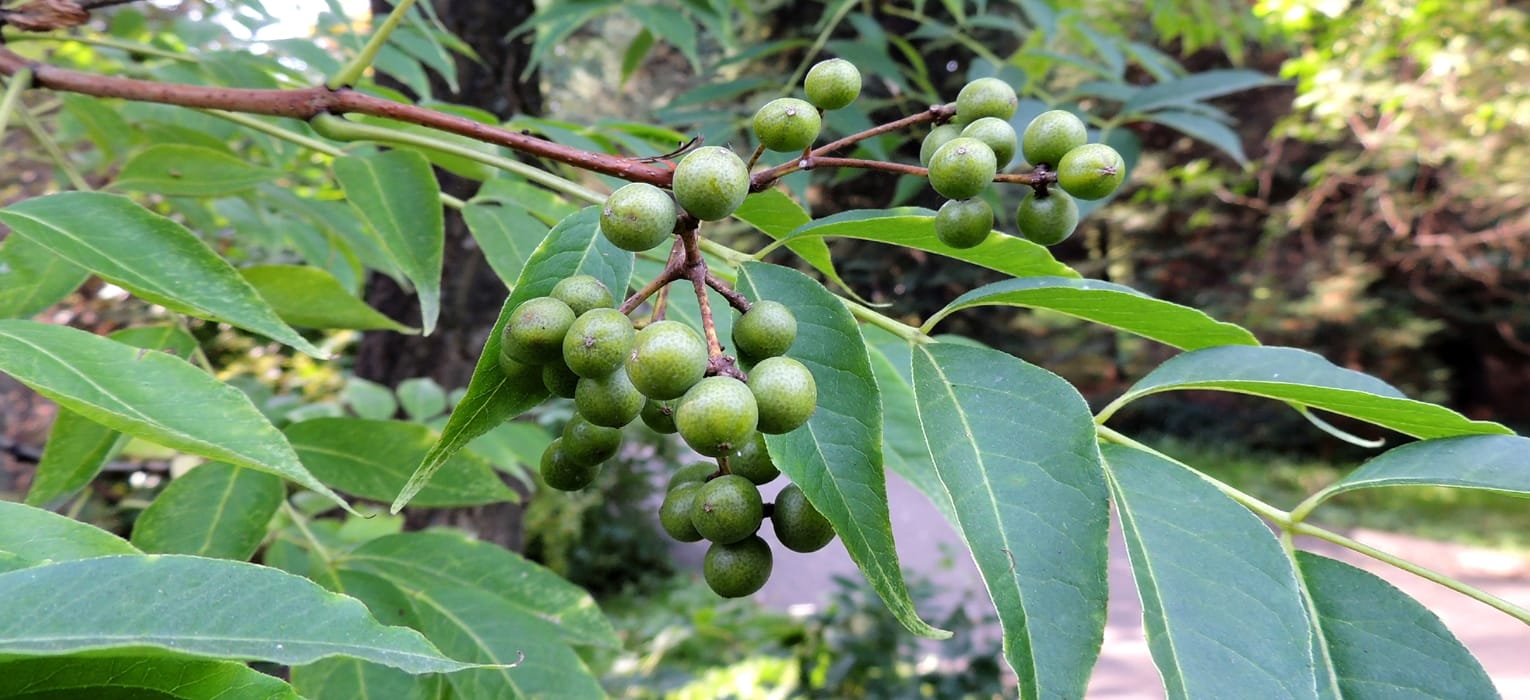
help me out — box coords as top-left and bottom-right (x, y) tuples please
(706, 273), (751, 313)
(619, 235), (687, 314)
(750, 103), (955, 191)
(676, 226), (744, 380)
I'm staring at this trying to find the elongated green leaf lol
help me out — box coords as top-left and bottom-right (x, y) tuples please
(1139, 109), (1248, 165)
(0, 320), (351, 511)
(1121, 69), (1285, 114)
(925, 276), (1258, 350)
(288, 418), (518, 508)
(861, 327), (957, 525)
(0, 656), (300, 699)
(0, 233), (89, 320)
(461, 201), (550, 288)
(130, 463), (284, 560)
(334, 150), (445, 335)
(1307, 434), (1530, 513)
(1296, 552), (1496, 699)
(0, 193), (323, 357)
(397, 377), (448, 420)
(394, 207), (631, 512)
(778, 208), (1079, 280)
(1101, 444), (1319, 699)
(240, 264), (416, 333)
(732, 189), (844, 287)
(108, 144), (281, 196)
(0, 555), (478, 673)
(292, 570), (446, 700)
(1106, 346), (1513, 439)
(910, 342), (1107, 695)
(736, 262), (947, 639)
(0, 501), (138, 569)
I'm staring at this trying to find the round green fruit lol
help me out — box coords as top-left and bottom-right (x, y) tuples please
(934, 198), (993, 249)
(731, 300), (796, 361)
(1057, 143), (1126, 200)
(561, 414), (622, 466)
(541, 438), (598, 491)
(641, 398), (678, 434)
(502, 296), (575, 365)
(672, 146), (750, 221)
(961, 117), (1018, 169)
(772, 483), (835, 552)
(600, 182), (677, 252)
(562, 308), (635, 379)
(574, 366), (644, 428)
(748, 357), (817, 434)
(753, 97), (821, 153)
(1016, 188), (1079, 246)
(550, 275), (615, 316)
(927, 137), (997, 200)
(919, 124), (963, 168)
(729, 432), (779, 485)
(659, 481), (704, 542)
(690, 474), (764, 544)
(955, 77), (1018, 123)
(676, 376), (759, 457)
(626, 320), (708, 400)
(1021, 109), (1087, 168)
(668, 461), (716, 490)
(804, 58), (861, 110)
(704, 535), (773, 598)
(542, 361), (580, 399)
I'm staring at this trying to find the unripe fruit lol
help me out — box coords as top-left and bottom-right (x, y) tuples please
(626, 320), (708, 400)
(961, 117), (1018, 169)
(542, 361), (580, 398)
(691, 474), (764, 544)
(600, 182), (677, 252)
(502, 296), (575, 365)
(497, 349), (530, 379)
(541, 438), (598, 491)
(934, 198), (993, 249)
(676, 376), (759, 457)
(668, 461), (716, 490)
(1021, 109), (1087, 168)
(804, 58), (861, 110)
(955, 77), (1018, 123)
(562, 308), (635, 379)
(772, 483), (835, 552)
(704, 535), (773, 598)
(574, 365), (644, 428)
(927, 137), (997, 200)
(561, 414), (622, 466)
(641, 398), (678, 434)
(551, 274), (615, 316)
(919, 124), (963, 168)
(1056, 143), (1126, 200)
(672, 146), (749, 221)
(1016, 189), (1080, 246)
(732, 300), (796, 362)
(748, 357), (817, 434)
(729, 432), (779, 485)
(753, 98), (821, 152)
(659, 481), (704, 542)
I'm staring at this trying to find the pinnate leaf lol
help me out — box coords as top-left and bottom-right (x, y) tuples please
(0, 656), (300, 699)
(288, 418), (518, 508)
(130, 462), (284, 560)
(109, 143), (281, 196)
(334, 151), (445, 335)
(1307, 434), (1530, 511)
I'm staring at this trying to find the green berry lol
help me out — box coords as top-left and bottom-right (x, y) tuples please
(919, 124), (963, 168)
(600, 182), (677, 252)
(551, 275), (615, 316)
(659, 481), (704, 542)
(955, 77), (1018, 123)
(676, 376), (759, 457)
(641, 398), (678, 434)
(502, 296), (575, 365)
(690, 474), (764, 544)
(1056, 143), (1126, 200)
(748, 357), (817, 434)
(772, 483), (835, 552)
(574, 365), (644, 428)
(542, 361), (580, 398)
(935, 198), (993, 249)
(1021, 109), (1087, 168)
(703, 535), (773, 598)
(562, 308), (635, 379)
(561, 413), (622, 466)
(804, 58), (861, 110)
(541, 438), (598, 491)
(497, 348), (530, 379)
(626, 320), (708, 400)
(732, 300), (796, 361)
(960, 117), (1018, 169)
(668, 461), (716, 490)
(672, 146), (750, 221)
(729, 432), (779, 485)
(1016, 189), (1080, 246)
(753, 97), (821, 153)
(927, 137), (997, 200)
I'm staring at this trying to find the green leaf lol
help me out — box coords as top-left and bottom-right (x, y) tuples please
(240, 264), (416, 333)
(130, 463), (284, 560)
(1101, 444), (1319, 699)
(910, 342), (1108, 695)
(1106, 346), (1513, 439)
(461, 201), (550, 288)
(736, 262), (948, 640)
(0, 193), (324, 358)
(0, 656), (300, 699)
(334, 150), (445, 335)
(619, 28), (655, 85)
(861, 326), (957, 525)
(779, 208), (1079, 280)
(1139, 109), (1248, 165)
(397, 377), (448, 419)
(394, 207), (631, 512)
(1296, 552), (1496, 699)
(924, 276), (1259, 349)
(0, 501), (138, 569)
(0, 233), (89, 320)
(0, 320), (351, 511)
(60, 94), (132, 160)
(108, 144), (281, 197)
(0, 554), (479, 673)
(342, 376), (399, 421)
(732, 189), (850, 290)
(1121, 69), (1285, 114)
(291, 570), (446, 700)
(1307, 434), (1530, 511)
(626, 4), (699, 70)
(287, 418), (518, 508)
